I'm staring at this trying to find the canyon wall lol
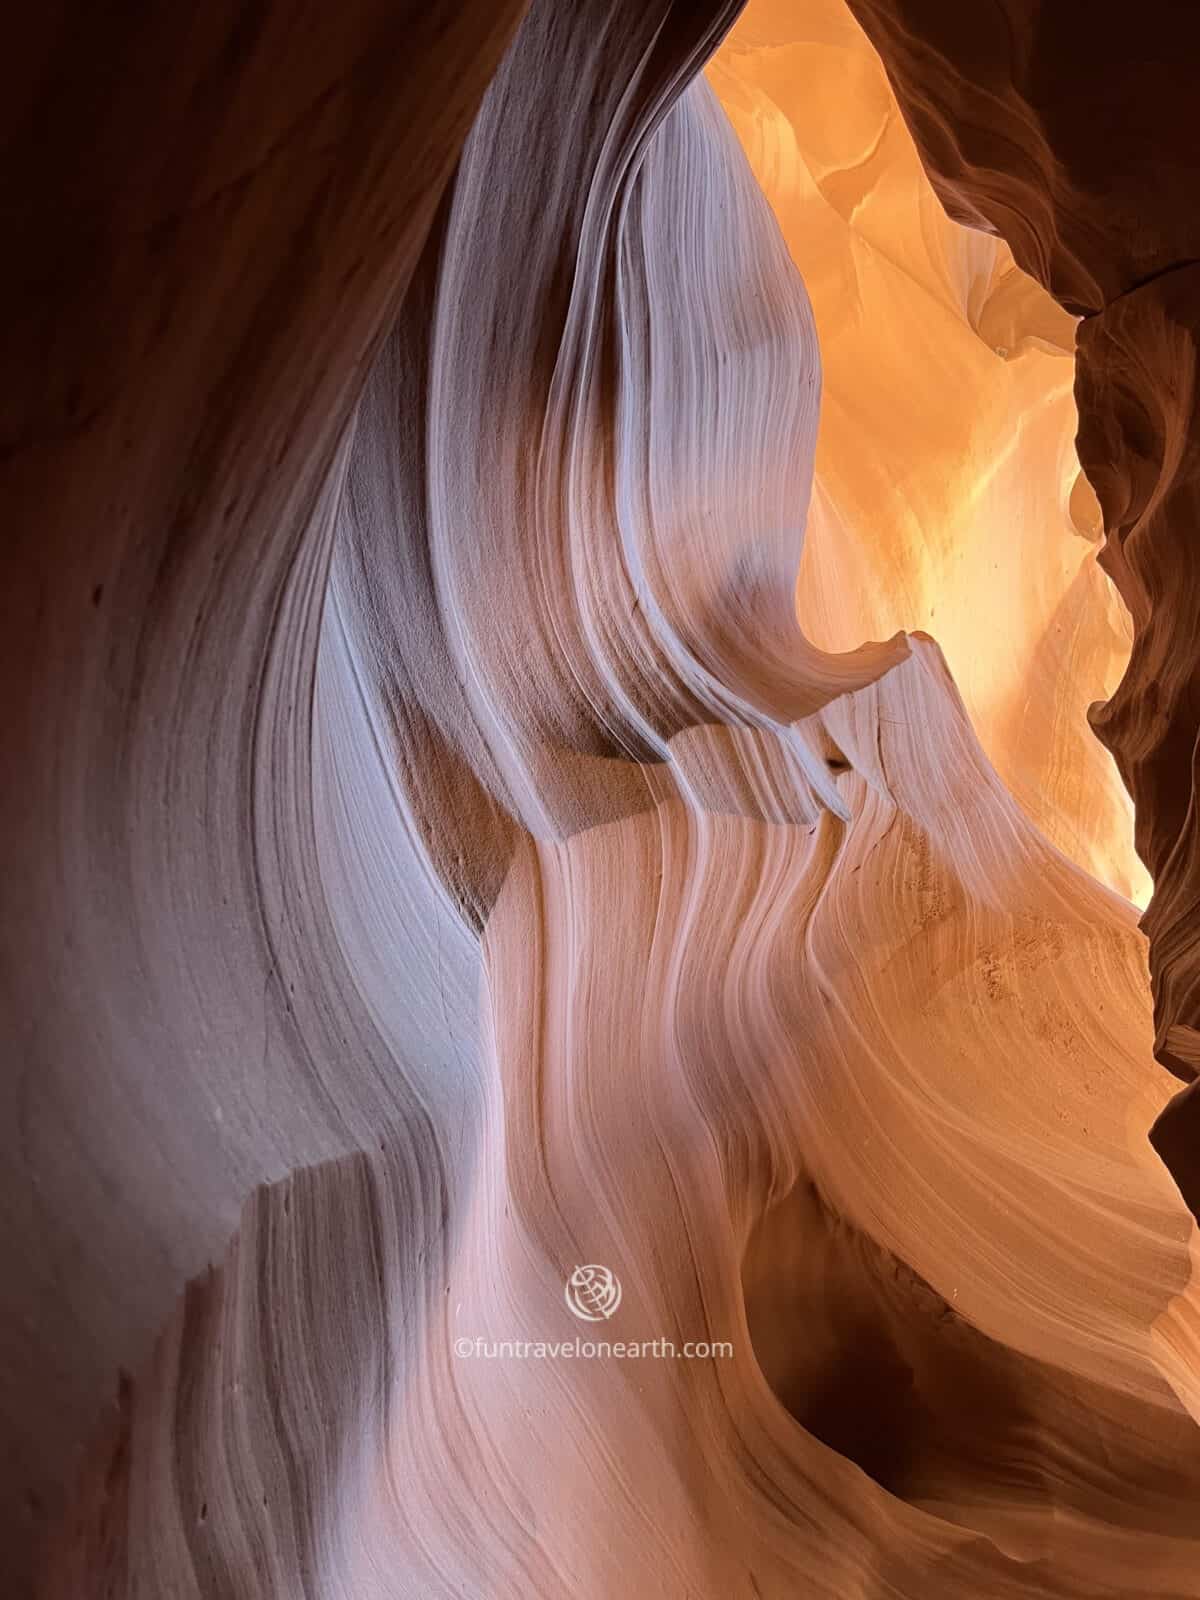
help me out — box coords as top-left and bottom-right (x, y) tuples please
(842, 0), (1200, 1215)
(1, 3), (529, 1590)
(709, 0), (1148, 906)
(4, 0), (1199, 1595)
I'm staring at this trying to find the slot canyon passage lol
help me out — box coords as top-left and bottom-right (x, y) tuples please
(6, 0), (1200, 1594)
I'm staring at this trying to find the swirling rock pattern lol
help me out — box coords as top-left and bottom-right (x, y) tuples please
(840, 0), (1200, 1223)
(6, 0), (1200, 1595)
(708, 0), (1149, 907)
(0, 1), (529, 1590)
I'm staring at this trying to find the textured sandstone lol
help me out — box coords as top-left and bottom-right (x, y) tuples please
(842, 0), (1200, 1224)
(4, 0), (1200, 1596)
(709, 0), (1148, 905)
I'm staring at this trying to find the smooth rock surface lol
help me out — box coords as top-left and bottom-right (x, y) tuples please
(6, 0), (1200, 1595)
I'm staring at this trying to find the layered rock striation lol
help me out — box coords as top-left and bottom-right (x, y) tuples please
(5, 1), (1200, 1595)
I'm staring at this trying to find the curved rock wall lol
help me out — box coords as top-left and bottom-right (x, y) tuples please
(709, 0), (1149, 906)
(6, 0), (1200, 1595)
(1, 2), (529, 1590)
(842, 0), (1200, 1223)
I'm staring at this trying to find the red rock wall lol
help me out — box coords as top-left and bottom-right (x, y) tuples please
(844, 0), (1200, 1214)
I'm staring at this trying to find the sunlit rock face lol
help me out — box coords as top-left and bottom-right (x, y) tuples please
(839, 0), (1200, 1222)
(709, 0), (1149, 907)
(11, 0), (1200, 1597)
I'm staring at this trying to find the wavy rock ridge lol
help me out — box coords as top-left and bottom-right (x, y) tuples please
(709, 0), (1149, 908)
(5, 0), (1200, 1596)
(841, 0), (1200, 1219)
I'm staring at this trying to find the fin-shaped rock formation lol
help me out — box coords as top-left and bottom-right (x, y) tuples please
(6, 0), (1200, 1595)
